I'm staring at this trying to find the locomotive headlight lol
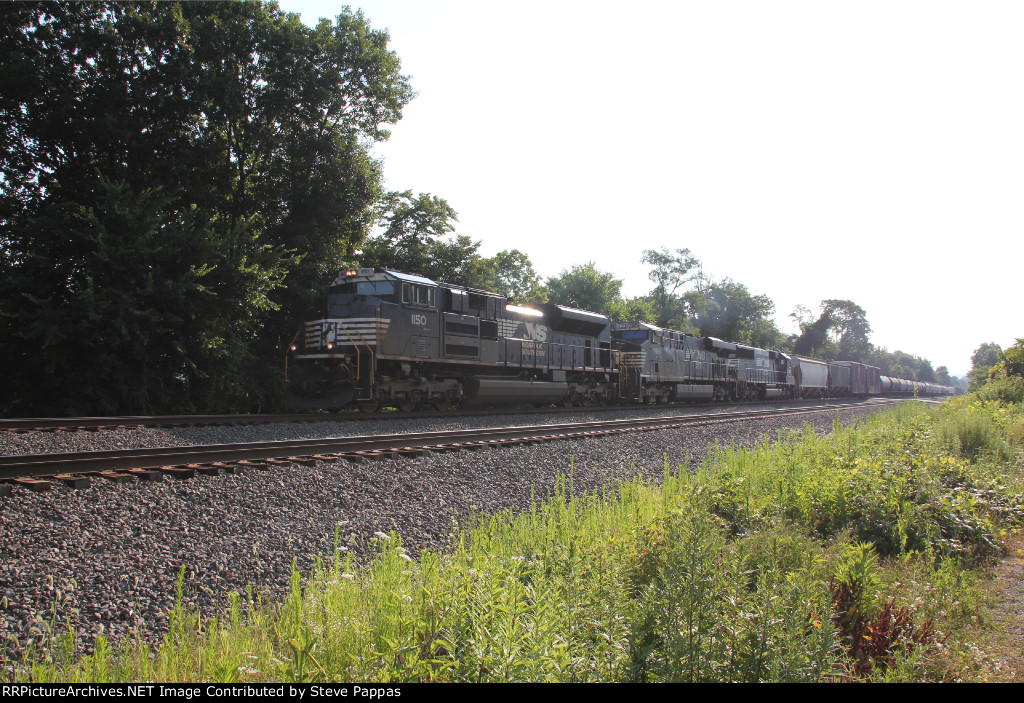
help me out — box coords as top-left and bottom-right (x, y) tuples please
(290, 344), (297, 351)
(326, 343), (334, 350)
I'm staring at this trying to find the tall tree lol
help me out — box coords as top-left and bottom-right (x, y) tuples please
(791, 299), (871, 360)
(969, 342), (1003, 390)
(546, 263), (623, 316)
(464, 249), (547, 303)
(821, 299), (872, 361)
(691, 278), (780, 347)
(0, 2), (412, 414)
(641, 247), (699, 327)
(792, 306), (836, 358)
(356, 190), (484, 285)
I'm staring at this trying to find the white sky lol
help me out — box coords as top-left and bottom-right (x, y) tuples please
(277, 0), (1023, 377)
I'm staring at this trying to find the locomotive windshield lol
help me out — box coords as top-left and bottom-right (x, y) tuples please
(325, 280), (397, 317)
(620, 330), (651, 342)
(328, 281), (397, 299)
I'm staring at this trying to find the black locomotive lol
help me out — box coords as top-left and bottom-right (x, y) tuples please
(286, 268), (954, 411)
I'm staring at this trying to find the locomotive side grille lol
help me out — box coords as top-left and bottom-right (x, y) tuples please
(445, 344), (479, 357)
(445, 321), (479, 336)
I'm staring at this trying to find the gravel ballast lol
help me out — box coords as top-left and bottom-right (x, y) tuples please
(0, 403), (882, 660)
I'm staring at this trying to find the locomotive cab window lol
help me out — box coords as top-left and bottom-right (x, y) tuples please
(402, 283), (436, 308)
(359, 281), (396, 299)
(328, 281), (396, 300)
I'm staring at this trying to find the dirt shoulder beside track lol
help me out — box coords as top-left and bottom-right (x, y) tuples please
(976, 536), (1024, 681)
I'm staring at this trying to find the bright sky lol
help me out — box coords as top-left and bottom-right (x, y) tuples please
(277, 0), (1023, 377)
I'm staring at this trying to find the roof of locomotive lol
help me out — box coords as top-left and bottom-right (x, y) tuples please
(332, 268), (504, 298)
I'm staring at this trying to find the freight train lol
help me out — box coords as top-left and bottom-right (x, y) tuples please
(285, 268), (955, 411)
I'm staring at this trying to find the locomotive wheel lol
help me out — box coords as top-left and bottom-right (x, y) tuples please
(358, 400), (380, 413)
(397, 399), (417, 412)
(432, 399), (450, 411)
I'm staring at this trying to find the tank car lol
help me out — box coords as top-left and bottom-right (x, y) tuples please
(286, 268), (616, 411)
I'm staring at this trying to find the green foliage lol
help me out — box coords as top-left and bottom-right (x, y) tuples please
(969, 342), (1003, 391)
(792, 299), (871, 361)
(604, 296), (657, 325)
(791, 304), (836, 358)
(975, 376), (1024, 405)
(545, 262), (623, 316)
(0, 1), (412, 414)
(691, 277), (782, 348)
(463, 249), (547, 304)
(624, 501), (843, 682)
(10, 393), (1024, 682)
(869, 348), (937, 382)
(356, 191), (484, 286)
(990, 338), (1024, 381)
(829, 544), (943, 678)
(640, 247), (699, 328)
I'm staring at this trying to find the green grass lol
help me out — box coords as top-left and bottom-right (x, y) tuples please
(6, 395), (1024, 683)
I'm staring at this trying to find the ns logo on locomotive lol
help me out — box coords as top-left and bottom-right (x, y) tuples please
(285, 268), (955, 413)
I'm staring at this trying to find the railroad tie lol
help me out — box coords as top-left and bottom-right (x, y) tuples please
(93, 471), (134, 483)
(12, 478), (51, 492)
(53, 473), (91, 489)
(159, 466), (195, 480)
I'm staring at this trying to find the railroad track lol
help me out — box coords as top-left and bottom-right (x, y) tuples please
(0, 400), (903, 495)
(0, 396), (899, 434)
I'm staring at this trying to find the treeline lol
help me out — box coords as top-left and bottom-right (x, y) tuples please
(0, 1), (956, 416)
(968, 340), (1024, 392)
(1, 1), (411, 415)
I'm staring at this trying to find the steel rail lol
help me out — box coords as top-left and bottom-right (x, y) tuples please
(0, 401), (900, 482)
(0, 397), (894, 433)
(0, 413), (336, 432)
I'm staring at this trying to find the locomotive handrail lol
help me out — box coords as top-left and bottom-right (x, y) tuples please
(502, 337), (613, 374)
(334, 322), (374, 399)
